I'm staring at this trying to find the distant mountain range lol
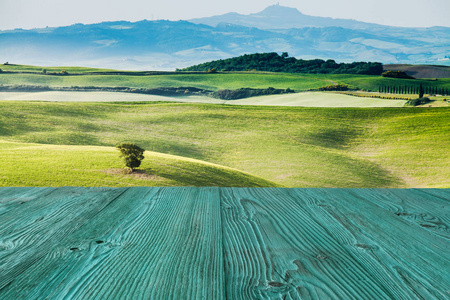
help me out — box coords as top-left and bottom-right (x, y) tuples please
(0, 5), (449, 70)
(190, 5), (387, 30)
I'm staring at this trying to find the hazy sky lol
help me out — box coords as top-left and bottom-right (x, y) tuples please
(1, 0), (449, 30)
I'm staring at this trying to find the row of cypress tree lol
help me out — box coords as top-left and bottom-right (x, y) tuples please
(379, 85), (448, 95)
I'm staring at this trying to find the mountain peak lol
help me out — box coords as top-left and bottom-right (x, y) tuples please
(255, 4), (304, 17)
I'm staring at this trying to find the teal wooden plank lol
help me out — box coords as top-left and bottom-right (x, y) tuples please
(0, 187), (56, 217)
(0, 187), (224, 300)
(220, 188), (449, 299)
(0, 188), (448, 299)
(0, 187), (131, 296)
(351, 188), (449, 239)
(289, 188), (449, 299)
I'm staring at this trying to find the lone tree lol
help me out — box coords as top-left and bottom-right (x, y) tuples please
(116, 143), (145, 172)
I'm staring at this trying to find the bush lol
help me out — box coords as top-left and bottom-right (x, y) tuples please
(116, 143), (145, 172)
(406, 97), (431, 106)
(382, 71), (415, 79)
(212, 87), (293, 100)
(0, 68), (3, 73)
(318, 84), (349, 91)
(61, 70), (68, 75)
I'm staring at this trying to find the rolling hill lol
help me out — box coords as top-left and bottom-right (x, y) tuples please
(0, 140), (280, 187)
(0, 101), (448, 188)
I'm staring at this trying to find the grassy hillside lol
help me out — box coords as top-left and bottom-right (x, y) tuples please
(0, 63), (119, 73)
(0, 72), (328, 91)
(0, 101), (448, 188)
(0, 140), (279, 187)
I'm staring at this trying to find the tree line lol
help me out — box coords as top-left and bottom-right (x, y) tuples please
(181, 52), (383, 75)
(379, 85), (448, 95)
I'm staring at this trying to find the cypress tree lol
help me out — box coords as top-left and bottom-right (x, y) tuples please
(419, 84), (424, 98)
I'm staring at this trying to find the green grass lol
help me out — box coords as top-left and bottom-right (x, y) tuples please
(0, 72), (329, 91)
(0, 63), (120, 73)
(331, 74), (450, 92)
(0, 140), (280, 187)
(1, 69), (448, 93)
(0, 101), (448, 188)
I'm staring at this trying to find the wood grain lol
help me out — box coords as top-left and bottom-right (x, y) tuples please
(0, 187), (224, 299)
(0, 187), (448, 299)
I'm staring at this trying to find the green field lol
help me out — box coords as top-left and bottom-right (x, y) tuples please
(0, 140), (278, 187)
(227, 92), (408, 107)
(0, 91), (410, 107)
(0, 101), (448, 188)
(2, 65), (450, 92)
(0, 63), (119, 73)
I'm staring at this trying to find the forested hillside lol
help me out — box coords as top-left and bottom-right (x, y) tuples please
(181, 52), (383, 75)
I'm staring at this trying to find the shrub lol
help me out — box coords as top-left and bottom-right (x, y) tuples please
(116, 143), (145, 172)
(0, 68), (3, 73)
(61, 70), (68, 75)
(406, 97), (431, 106)
(382, 71), (415, 79)
(212, 87), (291, 100)
(318, 84), (349, 91)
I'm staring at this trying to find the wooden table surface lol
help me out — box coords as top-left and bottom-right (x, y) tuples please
(0, 187), (448, 299)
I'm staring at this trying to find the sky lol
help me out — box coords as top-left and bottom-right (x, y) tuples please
(1, 0), (449, 30)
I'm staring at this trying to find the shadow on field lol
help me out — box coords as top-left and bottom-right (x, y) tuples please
(347, 158), (403, 188)
(142, 140), (207, 162)
(24, 132), (101, 145)
(306, 127), (361, 149)
(140, 164), (277, 187)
